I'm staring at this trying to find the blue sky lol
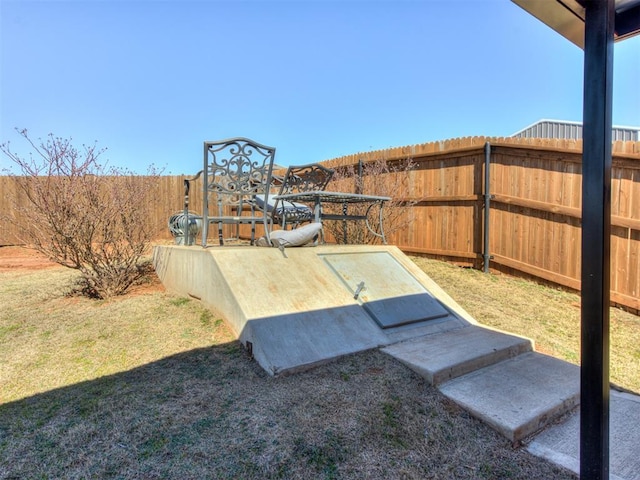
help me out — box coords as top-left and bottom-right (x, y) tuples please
(1, 0), (639, 174)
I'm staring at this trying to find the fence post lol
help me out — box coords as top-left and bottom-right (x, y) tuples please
(483, 142), (492, 273)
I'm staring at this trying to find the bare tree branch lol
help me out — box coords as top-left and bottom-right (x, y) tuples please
(1, 129), (162, 298)
(323, 157), (417, 244)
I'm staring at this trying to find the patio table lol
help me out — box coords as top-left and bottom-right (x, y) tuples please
(273, 191), (391, 243)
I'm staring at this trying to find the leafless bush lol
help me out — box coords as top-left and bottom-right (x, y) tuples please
(1, 129), (162, 298)
(323, 157), (417, 244)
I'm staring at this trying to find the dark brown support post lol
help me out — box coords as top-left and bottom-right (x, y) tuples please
(580, 1), (614, 478)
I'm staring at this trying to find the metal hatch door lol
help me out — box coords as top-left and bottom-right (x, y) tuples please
(320, 251), (449, 329)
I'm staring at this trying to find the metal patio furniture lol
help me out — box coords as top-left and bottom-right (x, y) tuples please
(259, 163), (335, 230)
(274, 191), (391, 244)
(271, 163), (391, 244)
(201, 137), (275, 246)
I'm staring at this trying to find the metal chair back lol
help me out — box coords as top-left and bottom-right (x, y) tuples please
(270, 163), (334, 229)
(280, 163), (334, 194)
(202, 137), (275, 246)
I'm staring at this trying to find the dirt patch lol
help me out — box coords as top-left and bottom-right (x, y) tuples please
(0, 245), (165, 295)
(128, 270), (165, 295)
(0, 246), (59, 271)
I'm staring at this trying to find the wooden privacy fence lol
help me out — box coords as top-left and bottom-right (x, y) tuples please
(323, 136), (640, 311)
(1, 136), (639, 310)
(0, 175), (199, 245)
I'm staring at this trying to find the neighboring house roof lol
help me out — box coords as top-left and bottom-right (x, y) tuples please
(511, 119), (640, 141)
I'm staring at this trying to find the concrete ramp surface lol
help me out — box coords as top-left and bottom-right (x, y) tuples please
(153, 244), (471, 375)
(321, 252), (450, 328)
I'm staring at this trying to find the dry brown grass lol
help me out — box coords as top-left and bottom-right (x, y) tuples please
(0, 267), (233, 405)
(410, 256), (640, 394)
(0, 249), (610, 479)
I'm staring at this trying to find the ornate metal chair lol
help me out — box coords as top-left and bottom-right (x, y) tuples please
(268, 163), (390, 244)
(201, 137), (275, 246)
(264, 163), (335, 230)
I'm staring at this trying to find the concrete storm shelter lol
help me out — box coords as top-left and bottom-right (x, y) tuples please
(153, 244), (473, 375)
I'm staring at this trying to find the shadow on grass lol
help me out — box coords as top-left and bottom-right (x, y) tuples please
(0, 343), (576, 480)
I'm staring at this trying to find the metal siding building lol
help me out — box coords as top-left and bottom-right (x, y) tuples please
(512, 119), (640, 141)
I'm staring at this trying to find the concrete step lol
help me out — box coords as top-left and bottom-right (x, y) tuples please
(381, 325), (533, 385)
(527, 389), (640, 480)
(438, 352), (580, 443)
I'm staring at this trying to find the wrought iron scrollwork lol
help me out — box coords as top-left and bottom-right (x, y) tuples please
(206, 139), (272, 196)
(201, 137), (276, 246)
(281, 163), (334, 194)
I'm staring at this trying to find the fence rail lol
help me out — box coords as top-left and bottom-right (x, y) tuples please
(1, 136), (639, 311)
(323, 136), (640, 311)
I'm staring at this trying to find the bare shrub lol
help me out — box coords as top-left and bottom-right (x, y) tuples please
(1, 129), (162, 298)
(323, 157), (417, 244)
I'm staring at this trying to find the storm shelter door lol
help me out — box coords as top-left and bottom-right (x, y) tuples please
(320, 252), (449, 329)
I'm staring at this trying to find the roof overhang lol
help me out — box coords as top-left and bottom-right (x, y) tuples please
(512, 0), (640, 48)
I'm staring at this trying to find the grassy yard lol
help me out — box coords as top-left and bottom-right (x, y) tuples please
(2, 248), (637, 479)
(410, 257), (640, 394)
